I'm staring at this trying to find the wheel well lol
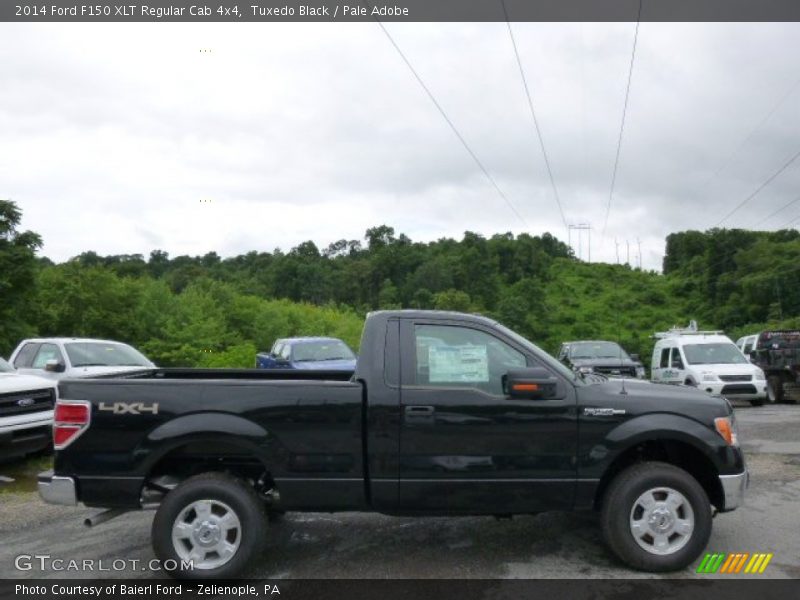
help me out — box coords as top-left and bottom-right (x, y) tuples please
(143, 441), (276, 506)
(594, 439), (723, 511)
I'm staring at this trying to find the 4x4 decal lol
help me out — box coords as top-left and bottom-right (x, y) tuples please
(98, 402), (159, 415)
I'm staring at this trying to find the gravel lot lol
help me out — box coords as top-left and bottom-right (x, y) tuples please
(1, 403), (798, 579)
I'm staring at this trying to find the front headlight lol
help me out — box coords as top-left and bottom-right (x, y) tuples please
(701, 371), (719, 382)
(714, 416), (739, 447)
(754, 369), (766, 381)
(577, 366), (594, 374)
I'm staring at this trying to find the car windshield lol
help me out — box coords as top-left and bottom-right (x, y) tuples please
(292, 340), (356, 362)
(570, 341), (629, 360)
(65, 342), (152, 367)
(0, 357), (14, 373)
(683, 343), (747, 365)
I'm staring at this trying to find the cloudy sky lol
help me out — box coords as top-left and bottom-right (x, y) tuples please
(2, 22), (800, 270)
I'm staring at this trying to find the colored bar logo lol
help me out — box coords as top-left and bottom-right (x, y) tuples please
(696, 552), (773, 574)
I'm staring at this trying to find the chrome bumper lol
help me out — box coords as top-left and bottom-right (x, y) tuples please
(719, 469), (749, 511)
(38, 470), (77, 506)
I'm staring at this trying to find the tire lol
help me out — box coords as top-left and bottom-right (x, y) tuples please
(684, 378), (697, 388)
(600, 462), (712, 572)
(767, 375), (784, 404)
(152, 472), (267, 580)
(749, 399), (764, 407)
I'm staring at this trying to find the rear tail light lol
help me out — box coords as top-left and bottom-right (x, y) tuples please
(53, 400), (91, 450)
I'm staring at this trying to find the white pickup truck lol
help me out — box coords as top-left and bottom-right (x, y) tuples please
(0, 357), (57, 460)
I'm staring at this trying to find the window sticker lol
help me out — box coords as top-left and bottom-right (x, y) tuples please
(428, 344), (489, 382)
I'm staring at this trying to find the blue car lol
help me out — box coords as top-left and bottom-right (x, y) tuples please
(255, 337), (357, 371)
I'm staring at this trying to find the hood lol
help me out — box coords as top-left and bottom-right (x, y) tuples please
(571, 357), (640, 368)
(580, 378), (730, 422)
(292, 359), (357, 371)
(0, 372), (58, 393)
(686, 362), (760, 375)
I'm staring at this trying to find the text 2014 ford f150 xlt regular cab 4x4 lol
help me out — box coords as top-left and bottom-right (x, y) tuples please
(38, 310), (748, 579)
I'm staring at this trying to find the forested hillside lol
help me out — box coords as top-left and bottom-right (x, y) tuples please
(2, 200), (799, 366)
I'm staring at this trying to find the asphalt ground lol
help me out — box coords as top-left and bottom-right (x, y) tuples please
(1, 402), (798, 580)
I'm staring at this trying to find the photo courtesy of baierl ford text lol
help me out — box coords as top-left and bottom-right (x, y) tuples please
(1, 1), (800, 599)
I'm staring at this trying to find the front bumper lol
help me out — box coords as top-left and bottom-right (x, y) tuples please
(719, 469), (749, 511)
(38, 470), (77, 506)
(700, 381), (767, 400)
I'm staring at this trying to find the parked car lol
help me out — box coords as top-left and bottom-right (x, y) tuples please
(39, 310), (747, 578)
(0, 357), (57, 460)
(736, 330), (799, 404)
(557, 340), (646, 379)
(651, 322), (767, 406)
(256, 337), (356, 371)
(9, 338), (154, 380)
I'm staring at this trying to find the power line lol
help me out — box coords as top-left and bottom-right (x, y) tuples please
(754, 194), (800, 227)
(602, 0), (643, 239)
(501, 0), (567, 229)
(371, 16), (529, 227)
(777, 211), (800, 229)
(700, 76), (800, 193)
(714, 146), (800, 227)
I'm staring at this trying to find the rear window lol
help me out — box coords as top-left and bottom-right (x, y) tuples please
(65, 342), (151, 367)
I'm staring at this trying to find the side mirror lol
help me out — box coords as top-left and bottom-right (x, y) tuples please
(44, 359), (65, 373)
(504, 368), (561, 400)
(630, 353), (640, 362)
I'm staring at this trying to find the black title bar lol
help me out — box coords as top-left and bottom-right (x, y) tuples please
(3, 0), (800, 23)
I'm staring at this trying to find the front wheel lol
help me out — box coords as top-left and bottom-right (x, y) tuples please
(152, 473), (267, 579)
(601, 462), (712, 572)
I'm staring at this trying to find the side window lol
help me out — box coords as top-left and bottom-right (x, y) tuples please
(280, 344), (292, 360)
(413, 324), (527, 395)
(558, 345), (568, 361)
(31, 343), (63, 369)
(271, 342), (282, 356)
(671, 348), (684, 369)
(743, 340), (754, 355)
(659, 347), (670, 369)
(13, 343), (40, 368)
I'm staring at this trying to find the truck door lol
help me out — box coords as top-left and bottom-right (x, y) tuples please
(397, 319), (577, 513)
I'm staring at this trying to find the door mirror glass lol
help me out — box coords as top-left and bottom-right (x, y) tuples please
(630, 353), (640, 362)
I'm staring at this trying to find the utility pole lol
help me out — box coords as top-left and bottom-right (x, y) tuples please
(636, 238), (642, 269)
(626, 240), (630, 266)
(568, 223), (592, 262)
(614, 238), (620, 264)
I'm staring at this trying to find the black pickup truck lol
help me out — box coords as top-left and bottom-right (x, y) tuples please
(38, 310), (748, 579)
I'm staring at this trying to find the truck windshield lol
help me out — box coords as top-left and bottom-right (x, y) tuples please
(570, 341), (629, 360)
(0, 357), (14, 372)
(293, 340), (356, 362)
(65, 342), (152, 367)
(683, 343), (747, 365)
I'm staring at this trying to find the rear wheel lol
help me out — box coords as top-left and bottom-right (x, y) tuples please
(750, 399), (764, 407)
(767, 375), (784, 404)
(152, 472), (267, 579)
(601, 462), (711, 572)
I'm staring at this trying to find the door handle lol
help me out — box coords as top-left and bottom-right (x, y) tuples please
(405, 405), (435, 416)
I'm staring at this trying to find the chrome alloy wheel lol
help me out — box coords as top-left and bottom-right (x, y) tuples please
(629, 487), (695, 555)
(171, 499), (242, 569)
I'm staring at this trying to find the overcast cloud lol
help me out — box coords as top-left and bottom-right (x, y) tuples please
(2, 22), (800, 270)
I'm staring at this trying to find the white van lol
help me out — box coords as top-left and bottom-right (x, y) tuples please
(651, 322), (767, 406)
